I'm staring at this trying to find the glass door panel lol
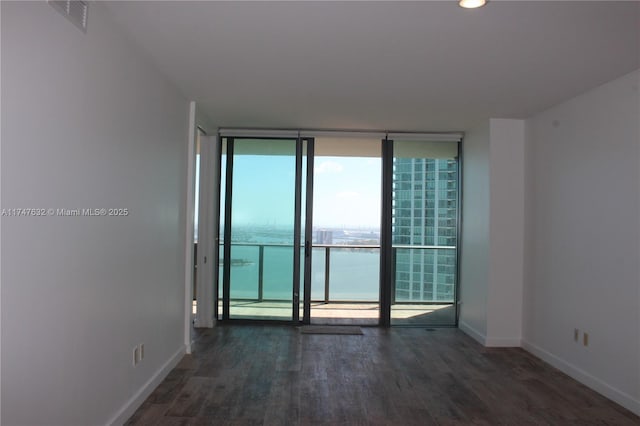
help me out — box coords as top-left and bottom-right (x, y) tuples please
(309, 136), (382, 325)
(224, 138), (298, 321)
(391, 140), (459, 326)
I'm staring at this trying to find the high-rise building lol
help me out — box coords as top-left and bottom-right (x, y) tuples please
(393, 157), (458, 302)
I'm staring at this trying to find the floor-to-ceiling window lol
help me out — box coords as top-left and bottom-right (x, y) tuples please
(210, 131), (461, 326)
(389, 139), (460, 325)
(309, 135), (381, 325)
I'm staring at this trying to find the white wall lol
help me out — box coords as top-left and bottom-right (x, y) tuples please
(486, 119), (525, 346)
(460, 119), (526, 346)
(461, 71), (639, 413)
(1, 2), (189, 425)
(523, 70), (640, 414)
(459, 121), (490, 341)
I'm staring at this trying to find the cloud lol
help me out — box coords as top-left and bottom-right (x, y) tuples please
(315, 161), (344, 174)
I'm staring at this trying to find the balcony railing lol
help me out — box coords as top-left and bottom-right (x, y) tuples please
(218, 243), (456, 303)
(311, 244), (380, 303)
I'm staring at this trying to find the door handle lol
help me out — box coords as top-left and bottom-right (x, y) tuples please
(304, 240), (310, 258)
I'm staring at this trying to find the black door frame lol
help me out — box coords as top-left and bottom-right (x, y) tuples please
(217, 136), (315, 324)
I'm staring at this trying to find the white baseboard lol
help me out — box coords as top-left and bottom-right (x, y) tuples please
(484, 336), (521, 347)
(459, 320), (487, 345)
(522, 340), (640, 416)
(107, 345), (186, 426)
(459, 321), (521, 347)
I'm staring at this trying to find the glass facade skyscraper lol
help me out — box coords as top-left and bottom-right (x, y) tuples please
(393, 157), (458, 303)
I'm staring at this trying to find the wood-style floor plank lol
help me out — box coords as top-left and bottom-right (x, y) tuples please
(125, 326), (639, 426)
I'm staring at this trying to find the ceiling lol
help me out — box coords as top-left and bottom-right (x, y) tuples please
(103, 1), (639, 132)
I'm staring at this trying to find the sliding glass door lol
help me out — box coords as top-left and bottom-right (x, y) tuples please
(388, 139), (460, 326)
(219, 137), (313, 321)
(212, 132), (460, 326)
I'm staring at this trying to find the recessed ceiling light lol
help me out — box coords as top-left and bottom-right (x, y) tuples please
(459, 0), (487, 9)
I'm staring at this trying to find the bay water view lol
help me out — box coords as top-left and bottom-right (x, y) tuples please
(220, 226), (380, 301)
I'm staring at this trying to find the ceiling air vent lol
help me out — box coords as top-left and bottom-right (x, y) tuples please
(49, 1), (88, 33)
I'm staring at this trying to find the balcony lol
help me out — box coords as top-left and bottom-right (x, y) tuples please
(206, 243), (455, 325)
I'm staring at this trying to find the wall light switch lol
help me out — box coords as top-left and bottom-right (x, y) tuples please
(583, 332), (589, 346)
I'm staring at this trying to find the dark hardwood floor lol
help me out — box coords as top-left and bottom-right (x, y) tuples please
(125, 325), (639, 425)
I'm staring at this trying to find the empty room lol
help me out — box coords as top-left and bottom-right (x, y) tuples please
(1, 1), (639, 425)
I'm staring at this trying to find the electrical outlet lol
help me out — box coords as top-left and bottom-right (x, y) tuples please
(140, 343), (145, 361)
(133, 346), (139, 366)
(574, 328), (579, 342)
(583, 332), (589, 346)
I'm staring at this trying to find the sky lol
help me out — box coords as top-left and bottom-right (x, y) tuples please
(313, 156), (381, 229)
(231, 154), (296, 227)
(227, 154), (381, 229)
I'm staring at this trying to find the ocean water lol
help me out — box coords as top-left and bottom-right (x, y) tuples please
(221, 244), (380, 301)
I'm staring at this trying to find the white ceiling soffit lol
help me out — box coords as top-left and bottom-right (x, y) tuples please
(103, 1), (640, 131)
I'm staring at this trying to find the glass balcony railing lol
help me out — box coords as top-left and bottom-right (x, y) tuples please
(311, 244), (380, 302)
(217, 243), (456, 304)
